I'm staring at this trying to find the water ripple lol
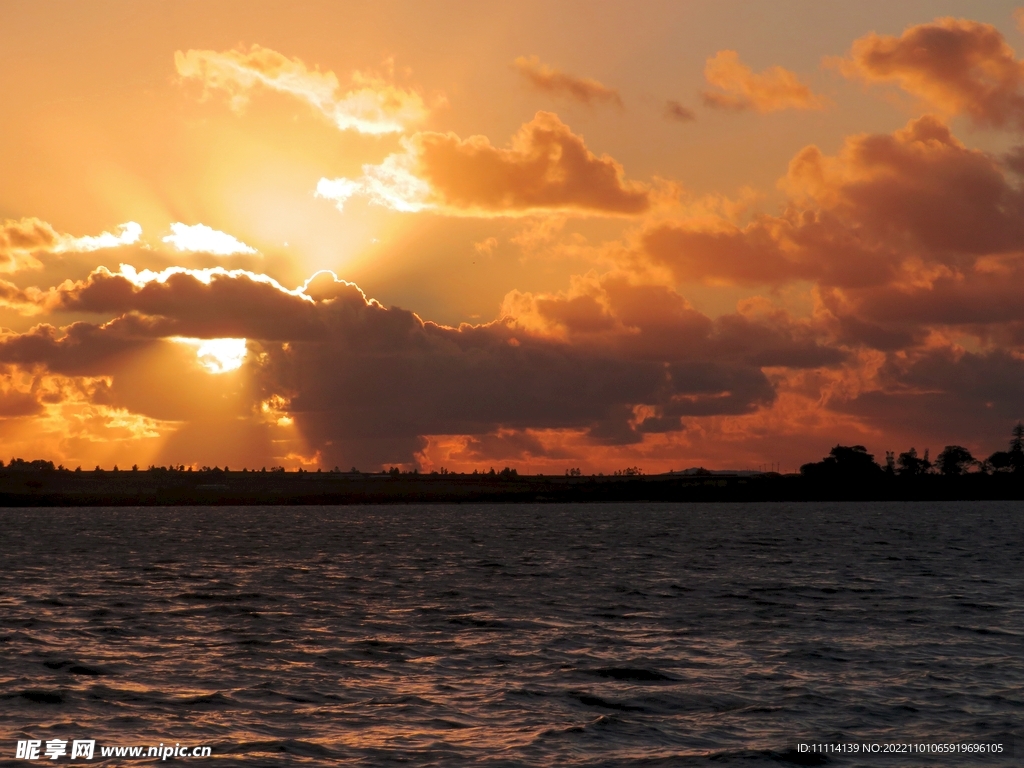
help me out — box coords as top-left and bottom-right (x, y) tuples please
(0, 502), (1021, 766)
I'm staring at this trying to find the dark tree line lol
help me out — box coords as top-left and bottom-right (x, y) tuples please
(800, 424), (1024, 479)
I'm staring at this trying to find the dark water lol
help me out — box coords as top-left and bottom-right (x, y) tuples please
(1, 503), (1021, 766)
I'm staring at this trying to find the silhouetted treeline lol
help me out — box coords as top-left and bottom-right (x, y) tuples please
(799, 423), (1024, 479)
(0, 462), (1022, 505)
(3, 426), (1024, 505)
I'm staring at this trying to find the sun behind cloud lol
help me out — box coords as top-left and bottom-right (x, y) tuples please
(173, 337), (248, 374)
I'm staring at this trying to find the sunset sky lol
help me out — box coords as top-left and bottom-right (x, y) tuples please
(4, 0), (1024, 472)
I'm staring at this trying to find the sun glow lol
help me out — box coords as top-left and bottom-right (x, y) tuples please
(173, 337), (248, 374)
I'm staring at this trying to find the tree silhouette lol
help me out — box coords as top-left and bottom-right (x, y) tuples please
(896, 447), (931, 476)
(1012, 422), (1024, 453)
(935, 445), (975, 476)
(884, 451), (896, 475)
(986, 422), (1024, 473)
(800, 445), (881, 479)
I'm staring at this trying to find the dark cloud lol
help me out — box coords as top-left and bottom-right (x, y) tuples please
(842, 347), (1024, 451)
(513, 56), (622, 107)
(0, 265), (849, 467)
(47, 267), (338, 340)
(453, 430), (561, 462)
(0, 323), (152, 376)
(663, 100), (696, 122)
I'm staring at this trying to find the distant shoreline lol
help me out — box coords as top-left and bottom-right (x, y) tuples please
(1, 468), (1023, 506)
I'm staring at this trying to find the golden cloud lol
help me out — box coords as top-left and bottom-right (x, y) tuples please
(702, 50), (828, 113)
(316, 111), (652, 216)
(0, 219), (141, 273)
(643, 115), (1024, 288)
(175, 44), (434, 134)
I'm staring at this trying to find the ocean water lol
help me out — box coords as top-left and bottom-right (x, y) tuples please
(0, 502), (1021, 766)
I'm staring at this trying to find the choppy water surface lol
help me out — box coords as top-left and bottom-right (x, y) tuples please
(1, 503), (1022, 766)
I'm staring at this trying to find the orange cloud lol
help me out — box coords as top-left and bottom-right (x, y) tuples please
(643, 115), (1024, 288)
(702, 50), (828, 113)
(0, 364), (188, 471)
(316, 112), (651, 216)
(0, 218), (58, 272)
(0, 219), (141, 272)
(629, 111), (1024, 446)
(0, 372), (44, 420)
(783, 115), (1024, 257)
(501, 272), (839, 370)
(642, 220), (805, 286)
(175, 44), (433, 134)
(1, 218), (60, 254)
(513, 56), (622, 107)
(838, 17), (1024, 128)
